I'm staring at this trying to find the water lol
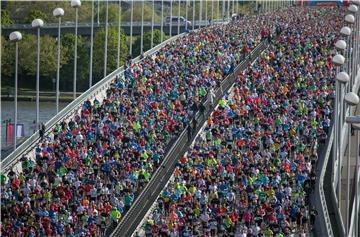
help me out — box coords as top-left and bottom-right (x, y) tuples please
(1, 101), (68, 150)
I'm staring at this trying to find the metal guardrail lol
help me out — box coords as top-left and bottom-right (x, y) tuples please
(109, 40), (268, 237)
(1, 33), (185, 173)
(321, 72), (360, 237)
(1, 20), (216, 30)
(315, 124), (335, 237)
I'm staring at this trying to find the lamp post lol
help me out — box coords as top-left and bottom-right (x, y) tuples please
(97, 0), (100, 24)
(211, 0), (214, 25)
(335, 39), (348, 123)
(140, 0), (144, 54)
(217, 0), (220, 22)
(199, 0), (202, 29)
(227, 0), (230, 19)
(178, 0), (181, 35)
(90, 0), (94, 87)
(71, 0), (81, 99)
(335, 71), (350, 206)
(161, 0), (164, 42)
(345, 14), (356, 90)
(332, 53), (346, 205)
(31, 18), (44, 129)
(205, 0), (208, 27)
(151, 0), (155, 48)
(348, 5), (358, 90)
(344, 92), (360, 236)
(345, 115), (360, 237)
(104, 0), (109, 77)
(185, 0), (188, 30)
(117, 0), (121, 69)
(53, 8), (64, 114)
(9, 31), (22, 150)
(129, 0), (133, 55)
(193, 0), (195, 30)
(340, 26), (352, 92)
(170, 0), (173, 37)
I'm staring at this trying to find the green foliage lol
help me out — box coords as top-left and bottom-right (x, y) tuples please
(18, 34), (69, 77)
(1, 33), (70, 90)
(26, 10), (48, 23)
(59, 33), (90, 91)
(92, 27), (128, 82)
(1, 9), (13, 26)
(99, 3), (120, 23)
(1, 36), (12, 78)
(122, 2), (161, 22)
(5, 1), (93, 24)
(133, 29), (165, 56)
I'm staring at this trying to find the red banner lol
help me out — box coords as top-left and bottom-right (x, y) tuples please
(7, 124), (14, 145)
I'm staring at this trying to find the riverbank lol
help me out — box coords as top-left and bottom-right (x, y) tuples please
(1, 88), (82, 102)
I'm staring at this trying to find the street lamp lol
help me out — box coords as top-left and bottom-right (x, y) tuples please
(53, 7), (64, 114)
(9, 31), (22, 150)
(71, 0), (81, 99)
(345, 115), (360, 237)
(161, 0), (164, 43)
(349, 4), (359, 13)
(336, 70), (350, 205)
(129, 0), (133, 55)
(332, 54), (347, 206)
(117, 0), (121, 69)
(140, 0), (144, 54)
(104, 0), (109, 77)
(170, 0), (173, 37)
(345, 14), (356, 24)
(340, 26), (352, 37)
(335, 40), (347, 51)
(90, 0), (94, 87)
(31, 18), (44, 130)
(211, 0), (214, 25)
(151, 0), (155, 48)
(344, 92), (360, 235)
(193, 0), (196, 31)
(340, 26), (352, 91)
(348, 5), (359, 91)
(178, 0), (181, 34)
(199, 0), (202, 29)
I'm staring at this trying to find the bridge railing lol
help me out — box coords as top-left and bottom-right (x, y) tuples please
(1, 33), (185, 173)
(1, 20), (220, 30)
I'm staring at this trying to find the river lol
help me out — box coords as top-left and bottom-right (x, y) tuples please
(1, 101), (68, 151)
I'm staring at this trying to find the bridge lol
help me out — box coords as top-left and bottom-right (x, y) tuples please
(1, 2), (360, 237)
(2, 20), (216, 36)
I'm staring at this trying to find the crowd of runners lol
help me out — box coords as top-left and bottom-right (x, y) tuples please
(142, 7), (341, 237)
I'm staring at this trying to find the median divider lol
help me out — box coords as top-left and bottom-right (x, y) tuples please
(109, 40), (268, 237)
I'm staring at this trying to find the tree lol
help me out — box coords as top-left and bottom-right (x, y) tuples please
(133, 29), (166, 56)
(5, 1), (93, 24)
(121, 2), (161, 22)
(99, 3), (121, 24)
(26, 10), (48, 23)
(1, 33), (69, 89)
(18, 34), (69, 77)
(1, 36), (14, 86)
(92, 27), (128, 82)
(1, 9), (13, 26)
(59, 33), (90, 92)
